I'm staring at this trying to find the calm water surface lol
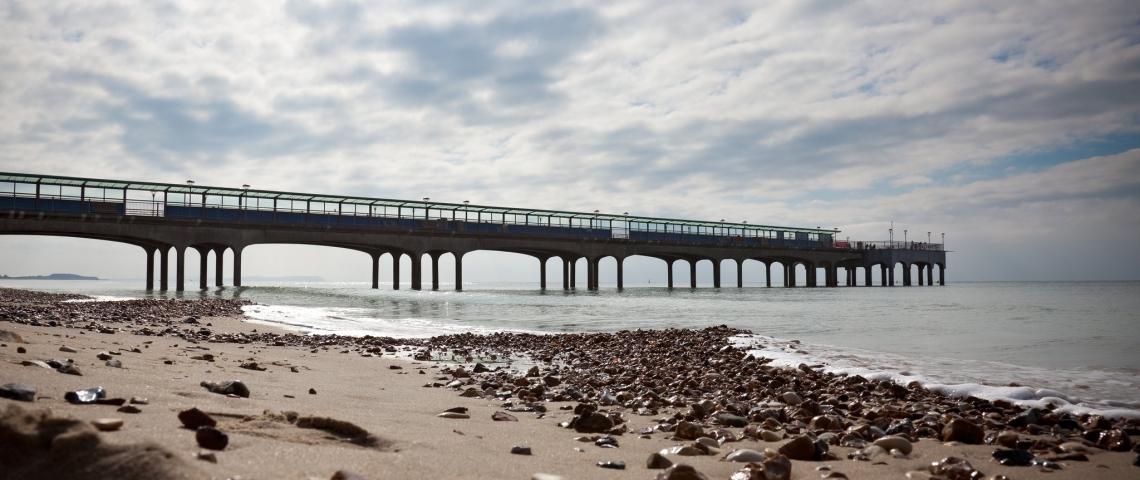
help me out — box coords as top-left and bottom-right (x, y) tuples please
(5, 279), (1138, 415)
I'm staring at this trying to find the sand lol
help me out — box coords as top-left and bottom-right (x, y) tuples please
(1, 312), (1137, 479)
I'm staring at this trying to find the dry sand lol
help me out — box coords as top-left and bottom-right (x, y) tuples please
(1, 313), (1137, 479)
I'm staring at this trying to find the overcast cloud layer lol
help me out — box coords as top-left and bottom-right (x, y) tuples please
(1, 0), (1139, 282)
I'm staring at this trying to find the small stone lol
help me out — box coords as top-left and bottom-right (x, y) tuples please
(929, 456), (977, 478)
(675, 421), (705, 440)
(655, 464), (708, 480)
(388, 365), (402, 370)
(56, 362), (83, 376)
(597, 460), (625, 470)
(511, 445), (532, 455)
(64, 386), (106, 404)
(459, 387), (481, 398)
(437, 412), (470, 419)
(995, 430), (1019, 448)
(992, 448), (1035, 466)
(129, 396), (149, 405)
(178, 408), (217, 429)
(196, 452), (217, 463)
(492, 411), (518, 422)
(309, 388), (317, 395)
(97, 352), (113, 360)
(16, 346), (26, 354)
(239, 361), (266, 371)
(779, 434), (823, 461)
(873, 435), (913, 455)
(0, 383), (36, 402)
(595, 435), (619, 448)
(715, 412), (748, 428)
(105, 359), (122, 368)
(59, 345), (78, 353)
(724, 448), (766, 462)
(647, 452), (674, 469)
(117, 405), (142, 414)
(572, 412), (614, 433)
(531, 474), (562, 480)
(92, 418), (124, 432)
(196, 426), (229, 450)
(200, 380), (250, 398)
(780, 391), (802, 405)
(760, 429), (783, 442)
(941, 418), (984, 444)
(821, 472), (848, 479)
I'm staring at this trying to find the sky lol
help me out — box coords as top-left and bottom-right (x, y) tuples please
(1, 0), (1139, 284)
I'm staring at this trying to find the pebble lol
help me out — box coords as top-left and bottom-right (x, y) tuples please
(780, 391), (802, 405)
(0, 383), (36, 402)
(595, 435), (619, 448)
(655, 464), (708, 480)
(872, 435), (913, 455)
(196, 426), (229, 450)
(309, 388), (317, 395)
(929, 456), (979, 478)
(129, 396), (148, 405)
(92, 418), (124, 432)
(437, 412), (470, 419)
(105, 359), (122, 368)
(941, 418), (984, 444)
(178, 408), (218, 429)
(531, 474), (562, 480)
(778, 434), (825, 461)
(117, 405), (142, 414)
(821, 472), (847, 479)
(597, 460), (625, 470)
(647, 452), (673, 469)
(200, 380), (250, 398)
(995, 430), (1019, 448)
(724, 448), (766, 462)
(331, 471), (369, 480)
(239, 361), (266, 371)
(16, 346), (26, 353)
(196, 452), (217, 463)
(510, 446), (532, 455)
(56, 362), (83, 376)
(759, 429), (783, 442)
(715, 412), (748, 428)
(59, 345), (78, 353)
(675, 421), (705, 440)
(492, 411), (518, 422)
(97, 351), (113, 360)
(992, 448), (1035, 466)
(64, 386), (106, 404)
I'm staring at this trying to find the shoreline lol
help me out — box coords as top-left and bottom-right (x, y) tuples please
(1, 287), (1137, 479)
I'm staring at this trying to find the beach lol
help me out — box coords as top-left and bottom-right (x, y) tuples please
(1, 287), (1137, 480)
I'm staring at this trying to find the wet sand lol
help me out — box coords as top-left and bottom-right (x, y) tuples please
(1, 288), (1137, 479)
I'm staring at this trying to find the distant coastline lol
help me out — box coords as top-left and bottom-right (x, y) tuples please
(0, 273), (99, 281)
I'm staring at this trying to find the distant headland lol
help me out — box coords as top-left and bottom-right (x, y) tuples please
(0, 273), (99, 280)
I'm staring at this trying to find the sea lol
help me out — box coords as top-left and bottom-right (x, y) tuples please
(3, 279), (1138, 418)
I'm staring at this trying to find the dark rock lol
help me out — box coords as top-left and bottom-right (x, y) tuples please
(443, 407), (468, 414)
(239, 362), (266, 371)
(64, 386), (106, 404)
(596, 460), (625, 470)
(647, 452), (673, 469)
(0, 383), (36, 402)
(94, 398), (127, 406)
(595, 435), (619, 448)
(510, 445), (532, 455)
(56, 362), (83, 376)
(117, 405), (142, 414)
(675, 421), (705, 440)
(96, 352), (113, 361)
(543, 375), (561, 387)
(472, 363), (489, 373)
(778, 434), (825, 461)
(572, 412), (613, 433)
(59, 345), (78, 353)
(105, 359), (122, 368)
(1008, 408), (1039, 427)
(178, 408), (217, 429)
(526, 366), (540, 377)
(200, 380), (250, 398)
(929, 456), (979, 479)
(942, 418), (984, 444)
(492, 411), (518, 422)
(654, 464), (708, 480)
(1097, 429), (1132, 451)
(309, 388), (317, 395)
(992, 448), (1034, 466)
(330, 471), (367, 480)
(16, 347), (26, 354)
(195, 426), (229, 450)
(715, 412), (748, 428)
(196, 452), (217, 463)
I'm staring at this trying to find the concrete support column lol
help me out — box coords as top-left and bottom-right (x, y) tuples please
(713, 261), (721, 289)
(888, 265), (895, 286)
(232, 247), (242, 287)
(765, 263), (771, 288)
(371, 253), (380, 289)
(392, 253), (401, 290)
(175, 246), (186, 292)
(569, 258), (577, 290)
(939, 265), (945, 286)
(145, 247), (155, 291)
(562, 258), (570, 291)
(454, 253), (463, 291)
(881, 265), (888, 286)
(667, 260), (675, 289)
(586, 258), (596, 291)
(903, 264), (911, 286)
(214, 248), (224, 287)
(864, 267), (872, 287)
(616, 257), (624, 291)
(788, 264), (796, 287)
(927, 264), (934, 287)
(689, 260), (697, 289)
(197, 247), (208, 290)
(539, 257), (547, 291)
(736, 260), (743, 288)
(430, 252), (441, 291)
(411, 253), (422, 291)
(806, 266), (815, 288)
(918, 265), (925, 286)
(159, 247), (169, 291)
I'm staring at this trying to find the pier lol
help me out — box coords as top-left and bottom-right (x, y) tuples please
(0, 172), (946, 291)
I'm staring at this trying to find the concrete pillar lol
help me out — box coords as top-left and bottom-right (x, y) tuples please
(765, 262), (771, 287)
(159, 247), (169, 291)
(939, 265), (945, 286)
(197, 247), (208, 290)
(562, 258), (570, 290)
(392, 253), (401, 290)
(145, 247), (155, 291)
(903, 264), (911, 286)
(430, 252), (440, 291)
(736, 260), (743, 288)
(214, 247), (224, 287)
(927, 264), (934, 286)
(454, 253), (463, 291)
(411, 253), (422, 290)
(175, 246), (186, 292)
(569, 258), (577, 290)
(667, 259), (675, 289)
(616, 257), (624, 290)
(788, 264), (796, 287)
(888, 265), (895, 286)
(713, 261), (721, 288)
(864, 267), (872, 287)
(371, 253), (380, 289)
(232, 248), (242, 287)
(918, 265), (925, 286)
(539, 257), (547, 290)
(806, 265), (815, 288)
(689, 260), (697, 289)
(587, 258), (596, 291)
(880, 264), (888, 286)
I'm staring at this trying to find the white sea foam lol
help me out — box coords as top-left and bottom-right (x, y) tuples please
(241, 304), (534, 338)
(731, 334), (1140, 419)
(62, 295), (136, 302)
